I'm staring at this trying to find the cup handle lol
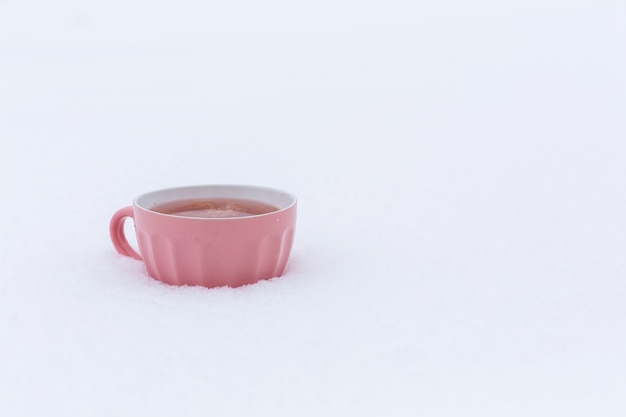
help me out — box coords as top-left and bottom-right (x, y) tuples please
(109, 206), (142, 260)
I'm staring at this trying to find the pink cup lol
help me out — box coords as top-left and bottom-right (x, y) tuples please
(110, 185), (297, 288)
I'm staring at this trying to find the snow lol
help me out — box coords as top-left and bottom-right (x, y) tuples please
(1, 0), (625, 415)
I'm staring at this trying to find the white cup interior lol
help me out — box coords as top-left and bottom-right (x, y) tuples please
(135, 185), (296, 212)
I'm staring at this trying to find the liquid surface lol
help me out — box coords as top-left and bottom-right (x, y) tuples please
(151, 198), (279, 218)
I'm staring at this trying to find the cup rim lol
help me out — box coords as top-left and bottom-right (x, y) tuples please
(133, 184), (297, 220)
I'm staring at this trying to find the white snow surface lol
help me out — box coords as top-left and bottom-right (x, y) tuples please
(1, 0), (625, 415)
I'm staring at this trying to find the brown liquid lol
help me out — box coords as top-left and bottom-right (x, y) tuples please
(151, 198), (279, 218)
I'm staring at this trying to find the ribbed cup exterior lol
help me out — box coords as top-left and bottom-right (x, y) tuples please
(132, 200), (296, 288)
